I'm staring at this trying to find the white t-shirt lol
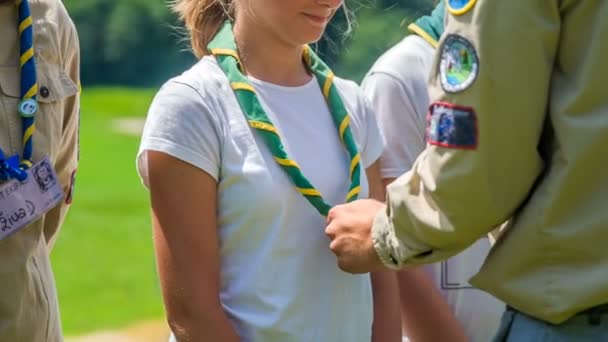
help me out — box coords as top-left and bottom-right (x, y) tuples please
(362, 34), (504, 342)
(137, 56), (385, 342)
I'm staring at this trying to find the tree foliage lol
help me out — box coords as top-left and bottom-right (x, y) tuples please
(62, 0), (434, 86)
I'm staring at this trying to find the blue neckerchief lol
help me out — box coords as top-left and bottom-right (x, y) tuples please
(1, 0), (38, 182)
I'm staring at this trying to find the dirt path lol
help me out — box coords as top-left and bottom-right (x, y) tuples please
(111, 117), (146, 136)
(66, 320), (170, 342)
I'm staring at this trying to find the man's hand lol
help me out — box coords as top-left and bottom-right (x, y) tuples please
(325, 199), (387, 274)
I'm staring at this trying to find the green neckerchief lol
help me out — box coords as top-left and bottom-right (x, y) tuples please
(208, 21), (361, 217)
(407, 1), (445, 48)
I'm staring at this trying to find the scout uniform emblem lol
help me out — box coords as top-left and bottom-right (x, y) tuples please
(446, 0), (477, 16)
(439, 34), (479, 93)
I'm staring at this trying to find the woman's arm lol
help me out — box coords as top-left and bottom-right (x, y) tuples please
(147, 151), (239, 342)
(383, 178), (467, 342)
(395, 266), (468, 342)
(368, 161), (402, 342)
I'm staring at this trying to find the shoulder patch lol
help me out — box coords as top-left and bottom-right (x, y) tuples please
(427, 102), (477, 150)
(439, 34), (479, 93)
(446, 0), (478, 16)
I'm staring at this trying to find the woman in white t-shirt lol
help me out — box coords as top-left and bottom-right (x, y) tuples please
(136, 0), (401, 341)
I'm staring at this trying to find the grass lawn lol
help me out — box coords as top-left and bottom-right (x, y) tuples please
(51, 87), (164, 335)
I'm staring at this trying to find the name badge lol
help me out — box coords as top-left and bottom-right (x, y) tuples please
(0, 158), (64, 241)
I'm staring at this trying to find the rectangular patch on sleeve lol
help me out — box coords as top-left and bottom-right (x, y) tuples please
(426, 102), (477, 150)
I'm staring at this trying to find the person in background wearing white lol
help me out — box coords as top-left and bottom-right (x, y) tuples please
(136, 0), (401, 341)
(361, 2), (503, 341)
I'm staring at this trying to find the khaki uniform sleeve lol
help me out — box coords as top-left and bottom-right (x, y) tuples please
(43, 5), (80, 249)
(372, 0), (561, 268)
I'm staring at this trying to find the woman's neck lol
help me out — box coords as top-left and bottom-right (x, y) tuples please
(233, 19), (311, 87)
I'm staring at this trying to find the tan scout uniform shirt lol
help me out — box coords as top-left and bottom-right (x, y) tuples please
(372, 0), (608, 325)
(0, 0), (80, 340)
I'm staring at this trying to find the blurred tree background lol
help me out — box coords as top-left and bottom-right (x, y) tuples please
(62, 0), (435, 87)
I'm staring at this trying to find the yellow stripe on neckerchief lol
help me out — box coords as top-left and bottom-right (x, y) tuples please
(17, 0), (37, 170)
(208, 21), (362, 217)
(408, 23), (439, 48)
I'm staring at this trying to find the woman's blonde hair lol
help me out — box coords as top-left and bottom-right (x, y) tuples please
(171, 0), (236, 58)
(172, 0), (354, 58)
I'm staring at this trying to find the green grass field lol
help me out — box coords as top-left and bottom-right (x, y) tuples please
(51, 87), (164, 335)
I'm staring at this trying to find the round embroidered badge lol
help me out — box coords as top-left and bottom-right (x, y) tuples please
(446, 0), (478, 15)
(439, 35), (479, 93)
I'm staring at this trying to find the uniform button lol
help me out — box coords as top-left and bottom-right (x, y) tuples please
(18, 98), (38, 117)
(40, 86), (50, 98)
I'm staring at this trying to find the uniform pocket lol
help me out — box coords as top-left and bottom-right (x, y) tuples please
(0, 59), (77, 162)
(34, 57), (79, 161)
